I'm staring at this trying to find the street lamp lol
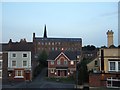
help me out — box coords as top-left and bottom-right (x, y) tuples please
(68, 72), (70, 75)
(55, 72), (57, 75)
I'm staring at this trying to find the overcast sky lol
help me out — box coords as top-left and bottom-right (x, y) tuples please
(1, 1), (119, 47)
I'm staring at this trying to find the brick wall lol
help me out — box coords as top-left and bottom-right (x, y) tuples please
(89, 73), (101, 87)
(48, 54), (76, 77)
(48, 54), (76, 68)
(89, 73), (120, 87)
(2, 52), (8, 84)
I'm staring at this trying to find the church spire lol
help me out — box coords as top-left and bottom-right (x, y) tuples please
(44, 24), (47, 38)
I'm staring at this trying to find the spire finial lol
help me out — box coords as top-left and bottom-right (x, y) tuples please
(44, 24), (47, 38)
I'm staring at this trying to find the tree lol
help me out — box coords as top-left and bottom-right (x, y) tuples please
(33, 50), (48, 78)
(38, 50), (48, 67)
(118, 45), (120, 48)
(82, 45), (96, 51)
(77, 58), (89, 85)
(109, 45), (116, 48)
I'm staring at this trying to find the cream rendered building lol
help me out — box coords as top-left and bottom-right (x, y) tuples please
(89, 30), (120, 88)
(99, 48), (120, 73)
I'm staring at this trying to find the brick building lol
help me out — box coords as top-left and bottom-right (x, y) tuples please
(33, 25), (82, 56)
(47, 51), (81, 78)
(1, 39), (37, 84)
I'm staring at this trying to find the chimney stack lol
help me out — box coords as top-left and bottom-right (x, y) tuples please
(106, 30), (114, 48)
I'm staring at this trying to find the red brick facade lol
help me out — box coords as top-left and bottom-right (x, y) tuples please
(89, 73), (120, 88)
(48, 52), (76, 78)
(8, 68), (31, 82)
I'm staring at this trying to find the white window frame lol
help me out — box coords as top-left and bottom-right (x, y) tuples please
(108, 61), (120, 72)
(45, 42), (47, 45)
(0, 60), (2, 68)
(51, 69), (54, 73)
(106, 77), (120, 88)
(11, 60), (16, 67)
(64, 60), (68, 65)
(70, 69), (74, 74)
(51, 61), (54, 65)
(22, 60), (27, 67)
(14, 70), (24, 78)
(52, 42), (54, 45)
(48, 42), (51, 45)
(57, 60), (60, 65)
(11, 53), (17, 58)
(22, 53), (28, 58)
(109, 61), (116, 71)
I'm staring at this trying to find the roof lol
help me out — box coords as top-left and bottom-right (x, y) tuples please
(48, 51), (81, 60)
(0, 42), (33, 51)
(34, 37), (82, 42)
(0, 43), (9, 51)
(8, 42), (33, 51)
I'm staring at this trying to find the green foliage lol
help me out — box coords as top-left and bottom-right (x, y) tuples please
(77, 58), (89, 85)
(33, 65), (42, 78)
(82, 45), (96, 51)
(38, 50), (48, 67)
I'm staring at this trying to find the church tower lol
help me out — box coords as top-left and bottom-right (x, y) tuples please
(43, 24), (47, 38)
(106, 30), (114, 47)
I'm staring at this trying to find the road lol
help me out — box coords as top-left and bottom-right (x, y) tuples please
(2, 68), (75, 89)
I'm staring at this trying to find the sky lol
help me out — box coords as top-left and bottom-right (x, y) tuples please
(0, 1), (119, 47)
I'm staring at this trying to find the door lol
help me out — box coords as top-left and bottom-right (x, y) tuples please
(64, 70), (67, 76)
(58, 70), (60, 76)
(26, 73), (30, 81)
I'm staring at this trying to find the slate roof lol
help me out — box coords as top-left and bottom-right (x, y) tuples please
(35, 37), (82, 42)
(0, 41), (33, 51)
(48, 51), (81, 60)
(0, 43), (9, 51)
(8, 42), (33, 51)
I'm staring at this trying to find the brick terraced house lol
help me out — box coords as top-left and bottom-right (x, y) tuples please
(47, 51), (81, 78)
(2, 39), (35, 83)
(7, 39), (33, 81)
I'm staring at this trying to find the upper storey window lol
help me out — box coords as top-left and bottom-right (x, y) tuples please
(109, 61), (120, 72)
(12, 53), (16, 58)
(57, 60), (61, 65)
(23, 53), (27, 58)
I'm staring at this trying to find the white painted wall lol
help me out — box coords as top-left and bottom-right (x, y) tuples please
(8, 51), (31, 69)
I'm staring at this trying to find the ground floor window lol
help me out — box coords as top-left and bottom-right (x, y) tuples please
(107, 77), (120, 88)
(57, 70), (68, 77)
(51, 69), (54, 73)
(64, 70), (67, 76)
(14, 70), (24, 78)
(70, 69), (74, 74)
(109, 61), (120, 72)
